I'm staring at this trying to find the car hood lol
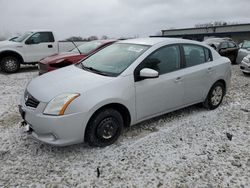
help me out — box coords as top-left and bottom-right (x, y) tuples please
(41, 51), (82, 63)
(0, 40), (21, 49)
(27, 65), (114, 102)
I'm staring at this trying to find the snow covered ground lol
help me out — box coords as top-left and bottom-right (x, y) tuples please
(0, 65), (249, 188)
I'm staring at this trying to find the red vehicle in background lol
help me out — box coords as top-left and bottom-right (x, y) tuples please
(38, 39), (117, 75)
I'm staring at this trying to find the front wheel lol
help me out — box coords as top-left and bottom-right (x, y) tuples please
(85, 108), (124, 147)
(203, 82), (225, 110)
(1, 56), (20, 73)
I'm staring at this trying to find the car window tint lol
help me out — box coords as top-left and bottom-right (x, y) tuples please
(228, 42), (236, 48)
(143, 45), (181, 75)
(29, 32), (55, 43)
(220, 42), (228, 49)
(183, 45), (206, 67)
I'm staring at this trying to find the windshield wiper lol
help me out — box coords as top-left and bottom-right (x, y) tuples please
(81, 64), (111, 76)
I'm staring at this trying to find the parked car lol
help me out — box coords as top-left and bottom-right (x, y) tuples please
(38, 40), (117, 75)
(236, 40), (250, 64)
(240, 54), (250, 75)
(204, 38), (239, 64)
(19, 38), (231, 147)
(0, 30), (85, 73)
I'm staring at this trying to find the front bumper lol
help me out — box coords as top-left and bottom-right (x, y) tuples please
(19, 96), (87, 146)
(240, 61), (250, 73)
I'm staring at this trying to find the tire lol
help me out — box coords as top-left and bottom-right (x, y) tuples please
(85, 108), (124, 147)
(203, 82), (225, 110)
(1, 56), (20, 73)
(243, 72), (250, 76)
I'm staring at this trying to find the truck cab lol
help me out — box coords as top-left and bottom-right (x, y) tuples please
(0, 30), (57, 73)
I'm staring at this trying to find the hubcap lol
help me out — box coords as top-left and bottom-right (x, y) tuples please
(5, 58), (18, 71)
(211, 86), (223, 106)
(97, 117), (118, 140)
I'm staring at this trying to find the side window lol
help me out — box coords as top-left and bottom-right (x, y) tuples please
(28, 32), (54, 43)
(142, 45), (181, 75)
(220, 42), (228, 49)
(183, 45), (206, 67)
(204, 48), (212, 62)
(228, 42), (236, 48)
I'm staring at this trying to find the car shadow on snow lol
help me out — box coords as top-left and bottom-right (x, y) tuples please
(0, 64), (38, 75)
(18, 103), (209, 157)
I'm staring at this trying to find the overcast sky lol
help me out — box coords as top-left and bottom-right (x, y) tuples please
(0, 0), (250, 40)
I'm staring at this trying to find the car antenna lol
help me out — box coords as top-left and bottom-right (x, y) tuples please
(70, 40), (81, 54)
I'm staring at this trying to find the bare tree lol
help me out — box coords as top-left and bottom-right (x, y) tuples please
(65, 36), (84, 41)
(101, 35), (108, 40)
(88, 36), (98, 41)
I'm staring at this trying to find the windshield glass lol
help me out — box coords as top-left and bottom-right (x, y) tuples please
(72, 41), (103, 54)
(12, 32), (33, 42)
(81, 43), (150, 76)
(242, 41), (250, 49)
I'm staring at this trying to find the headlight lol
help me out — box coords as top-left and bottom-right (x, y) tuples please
(44, 93), (80, 115)
(242, 57), (250, 64)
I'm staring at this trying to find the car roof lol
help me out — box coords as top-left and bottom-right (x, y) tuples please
(204, 38), (234, 43)
(117, 37), (201, 46)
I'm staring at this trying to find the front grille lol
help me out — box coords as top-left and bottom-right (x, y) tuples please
(25, 91), (40, 108)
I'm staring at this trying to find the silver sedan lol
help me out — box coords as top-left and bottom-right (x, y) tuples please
(19, 38), (231, 147)
(240, 54), (250, 75)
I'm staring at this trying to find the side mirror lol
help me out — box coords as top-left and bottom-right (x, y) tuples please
(139, 68), (159, 79)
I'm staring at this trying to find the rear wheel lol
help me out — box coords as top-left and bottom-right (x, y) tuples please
(1, 56), (20, 73)
(203, 82), (225, 110)
(85, 108), (124, 147)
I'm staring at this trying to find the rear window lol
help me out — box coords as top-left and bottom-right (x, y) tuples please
(72, 41), (103, 54)
(228, 42), (237, 48)
(183, 44), (212, 67)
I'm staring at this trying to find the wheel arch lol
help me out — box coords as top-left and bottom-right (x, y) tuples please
(214, 79), (226, 91)
(0, 50), (24, 64)
(84, 103), (131, 141)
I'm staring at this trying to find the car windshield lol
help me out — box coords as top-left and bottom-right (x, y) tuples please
(242, 41), (250, 49)
(72, 41), (103, 54)
(80, 43), (150, 76)
(12, 32), (33, 42)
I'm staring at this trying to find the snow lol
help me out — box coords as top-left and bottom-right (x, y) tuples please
(0, 65), (249, 187)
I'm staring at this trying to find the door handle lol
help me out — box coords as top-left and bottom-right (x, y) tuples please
(48, 45), (53, 48)
(207, 67), (213, 73)
(174, 77), (182, 83)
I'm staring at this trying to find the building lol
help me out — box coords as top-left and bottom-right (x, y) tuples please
(161, 23), (250, 43)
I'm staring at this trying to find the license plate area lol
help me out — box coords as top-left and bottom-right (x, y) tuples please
(18, 105), (25, 120)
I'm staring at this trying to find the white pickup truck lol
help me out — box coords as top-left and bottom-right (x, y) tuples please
(0, 30), (85, 73)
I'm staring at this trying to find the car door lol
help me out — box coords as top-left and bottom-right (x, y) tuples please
(218, 42), (229, 57)
(181, 44), (214, 105)
(227, 41), (239, 62)
(23, 32), (57, 62)
(134, 45), (184, 121)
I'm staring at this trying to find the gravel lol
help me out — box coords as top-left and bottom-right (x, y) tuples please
(0, 65), (249, 188)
